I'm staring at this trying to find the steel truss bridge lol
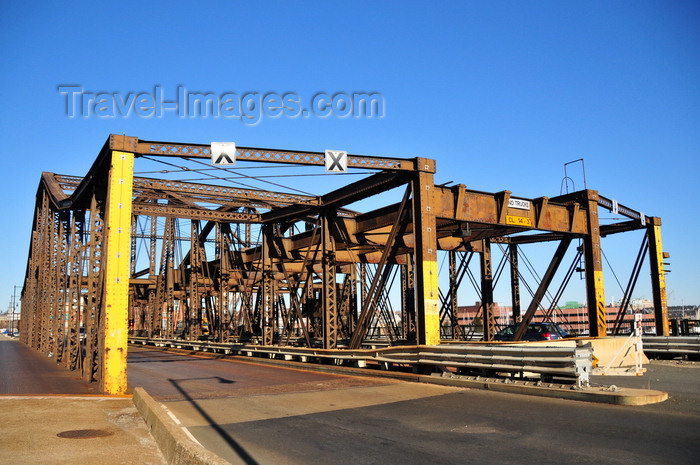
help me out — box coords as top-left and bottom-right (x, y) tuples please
(19, 134), (669, 394)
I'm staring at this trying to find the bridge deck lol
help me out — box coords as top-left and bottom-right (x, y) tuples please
(0, 337), (96, 395)
(127, 344), (401, 401)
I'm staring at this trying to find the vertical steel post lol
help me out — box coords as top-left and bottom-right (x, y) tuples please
(84, 193), (104, 383)
(448, 250), (461, 339)
(261, 224), (274, 345)
(509, 244), (521, 324)
(34, 192), (52, 349)
(160, 217), (176, 339)
(322, 211), (338, 349)
(100, 150), (134, 395)
(189, 220), (202, 339)
(412, 160), (439, 345)
(48, 210), (61, 359)
(147, 215), (158, 337)
(647, 217), (669, 336)
(128, 215), (138, 334)
(401, 258), (416, 340)
(43, 209), (58, 355)
(480, 240), (496, 341)
(348, 264), (358, 335)
(218, 223), (230, 343)
(68, 213), (83, 370)
(582, 190), (606, 337)
(55, 212), (70, 366)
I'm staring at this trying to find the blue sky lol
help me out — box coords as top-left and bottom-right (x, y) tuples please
(1, 1), (698, 310)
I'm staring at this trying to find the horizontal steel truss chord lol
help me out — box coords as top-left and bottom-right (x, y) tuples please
(132, 177), (320, 207)
(132, 203), (262, 222)
(132, 139), (425, 172)
(53, 173), (318, 208)
(50, 173), (361, 223)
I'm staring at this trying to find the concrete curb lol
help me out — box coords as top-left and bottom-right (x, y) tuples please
(420, 375), (669, 405)
(133, 387), (232, 465)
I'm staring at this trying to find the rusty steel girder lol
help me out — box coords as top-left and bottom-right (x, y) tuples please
(20, 134), (670, 393)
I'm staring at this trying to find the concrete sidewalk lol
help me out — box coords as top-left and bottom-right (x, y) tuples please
(0, 337), (168, 465)
(0, 395), (167, 465)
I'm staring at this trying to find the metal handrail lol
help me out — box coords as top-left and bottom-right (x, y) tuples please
(129, 337), (593, 386)
(642, 336), (700, 357)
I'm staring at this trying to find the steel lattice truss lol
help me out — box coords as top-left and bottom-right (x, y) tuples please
(19, 134), (670, 394)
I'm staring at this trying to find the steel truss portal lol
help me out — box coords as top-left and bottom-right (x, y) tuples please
(20, 134), (669, 394)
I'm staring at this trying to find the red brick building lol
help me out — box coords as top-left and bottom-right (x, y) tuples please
(456, 301), (657, 335)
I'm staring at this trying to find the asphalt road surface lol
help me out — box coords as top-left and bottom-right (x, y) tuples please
(127, 346), (700, 465)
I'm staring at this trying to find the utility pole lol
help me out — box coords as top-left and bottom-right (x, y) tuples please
(10, 285), (18, 337)
(8, 295), (13, 336)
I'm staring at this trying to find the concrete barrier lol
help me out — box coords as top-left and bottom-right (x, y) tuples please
(132, 387), (231, 465)
(497, 337), (648, 371)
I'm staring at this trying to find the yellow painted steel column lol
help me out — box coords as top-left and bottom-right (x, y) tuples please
(101, 150), (134, 394)
(412, 159), (440, 345)
(647, 218), (669, 336)
(583, 190), (606, 337)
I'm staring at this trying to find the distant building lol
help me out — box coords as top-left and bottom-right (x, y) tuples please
(668, 305), (700, 320)
(456, 302), (658, 335)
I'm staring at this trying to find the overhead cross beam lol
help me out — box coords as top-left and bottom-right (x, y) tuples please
(262, 171), (411, 223)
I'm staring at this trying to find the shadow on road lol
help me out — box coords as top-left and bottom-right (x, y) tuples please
(168, 377), (259, 465)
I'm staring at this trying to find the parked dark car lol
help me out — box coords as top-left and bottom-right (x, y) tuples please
(494, 322), (571, 341)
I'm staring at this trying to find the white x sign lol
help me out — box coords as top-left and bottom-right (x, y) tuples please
(325, 150), (347, 172)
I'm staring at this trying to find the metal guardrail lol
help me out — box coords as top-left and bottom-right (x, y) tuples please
(128, 337), (593, 387)
(643, 336), (700, 358)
